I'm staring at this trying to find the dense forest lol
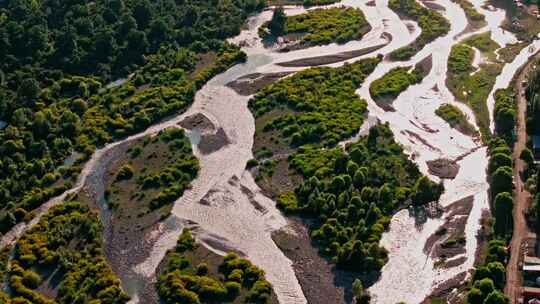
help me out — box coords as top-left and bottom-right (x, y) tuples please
(388, 0), (450, 60)
(157, 229), (274, 304)
(525, 64), (540, 136)
(0, 0), (264, 236)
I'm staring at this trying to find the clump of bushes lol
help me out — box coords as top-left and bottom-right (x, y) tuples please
(369, 66), (425, 103)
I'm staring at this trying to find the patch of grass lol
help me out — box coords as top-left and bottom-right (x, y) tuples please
(388, 0), (450, 60)
(261, 7), (370, 46)
(435, 104), (479, 136)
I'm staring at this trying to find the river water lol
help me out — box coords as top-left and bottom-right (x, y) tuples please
(1, 0), (538, 303)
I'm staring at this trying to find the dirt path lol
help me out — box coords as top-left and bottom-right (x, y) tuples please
(505, 51), (538, 303)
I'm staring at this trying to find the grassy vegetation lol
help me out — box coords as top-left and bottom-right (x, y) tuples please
(435, 104), (479, 136)
(250, 56), (381, 152)
(452, 0), (486, 30)
(447, 35), (503, 140)
(369, 66), (425, 103)
(261, 7), (370, 46)
(157, 229), (274, 304)
(388, 0), (450, 60)
(107, 128), (199, 213)
(5, 202), (129, 303)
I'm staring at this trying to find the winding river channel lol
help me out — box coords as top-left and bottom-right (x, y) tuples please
(2, 0), (540, 303)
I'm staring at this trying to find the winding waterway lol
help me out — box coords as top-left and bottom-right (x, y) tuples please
(2, 0), (540, 303)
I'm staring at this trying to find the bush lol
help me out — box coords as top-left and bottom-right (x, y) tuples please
(116, 165), (134, 181)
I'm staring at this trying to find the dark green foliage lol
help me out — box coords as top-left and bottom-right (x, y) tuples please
(388, 0), (450, 60)
(277, 124), (440, 274)
(447, 42), (501, 140)
(6, 202), (129, 303)
(493, 192), (513, 236)
(250, 57), (381, 148)
(493, 89), (516, 141)
(369, 66), (425, 103)
(0, 0), (264, 90)
(453, 0), (486, 28)
(157, 230), (273, 304)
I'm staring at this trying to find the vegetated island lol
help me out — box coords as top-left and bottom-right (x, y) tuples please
(435, 103), (479, 137)
(260, 7), (371, 51)
(247, 56), (443, 303)
(446, 32), (503, 140)
(157, 229), (277, 304)
(369, 59), (430, 111)
(388, 0), (451, 61)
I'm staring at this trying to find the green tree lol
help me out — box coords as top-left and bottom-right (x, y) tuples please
(493, 192), (513, 237)
(269, 7), (287, 36)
